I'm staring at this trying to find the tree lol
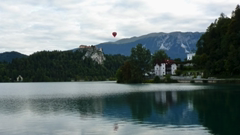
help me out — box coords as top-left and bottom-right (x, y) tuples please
(130, 44), (151, 82)
(116, 61), (132, 83)
(151, 50), (168, 66)
(175, 69), (182, 76)
(153, 76), (161, 83)
(0, 50), (128, 82)
(174, 58), (181, 62)
(194, 5), (240, 77)
(116, 44), (151, 83)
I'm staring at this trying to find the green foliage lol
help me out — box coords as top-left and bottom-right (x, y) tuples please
(130, 44), (151, 75)
(175, 70), (182, 76)
(202, 80), (208, 83)
(174, 58), (181, 62)
(194, 5), (240, 77)
(116, 61), (133, 83)
(104, 54), (128, 77)
(164, 74), (178, 83)
(144, 79), (154, 83)
(116, 67), (124, 83)
(0, 50), (128, 82)
(151, 50), (168, 66)
(165, 74), (171, 82)
(117, 44), (151, 83)
(153, 76), (161, 83)
(0, 62), (8, 82)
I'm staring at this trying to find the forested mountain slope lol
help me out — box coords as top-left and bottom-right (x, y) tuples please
(194, 5), (240, 77)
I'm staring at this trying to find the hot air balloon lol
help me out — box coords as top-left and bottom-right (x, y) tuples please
(112, 32), (117, 37)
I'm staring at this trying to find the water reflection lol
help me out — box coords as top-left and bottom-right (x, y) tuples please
(192, 89), (240, 135)
(0, 91), (198, 125)
(0, 83), (240, 135)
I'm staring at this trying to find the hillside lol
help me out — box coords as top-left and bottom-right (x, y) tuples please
(0, 50), (128, 82)
(0, 51), (27, 63)
(194, 5), (240, 77)
(96, 32), (203, 60)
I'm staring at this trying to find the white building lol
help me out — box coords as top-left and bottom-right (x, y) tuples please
(154, 60), (177, 76)
(17, 75), (23, 82)
(171, 64), (177, 75)
(155, 63), (165, 76)
(187, 53), (195, 61)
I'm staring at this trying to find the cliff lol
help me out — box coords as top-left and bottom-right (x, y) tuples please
(78, 45), (105, 65)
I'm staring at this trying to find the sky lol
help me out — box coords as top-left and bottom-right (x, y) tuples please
(0, 0), (239, 55)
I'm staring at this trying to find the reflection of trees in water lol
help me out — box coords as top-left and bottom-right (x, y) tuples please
(2, 87), (239, 134)
(193, 90), (240, 135)
(125, 91), (180, 122)
(126, 91), (198, 125)
(0, 91), (198, 125)
(126, 93), (153, 121)
(2, 87), (240, 135)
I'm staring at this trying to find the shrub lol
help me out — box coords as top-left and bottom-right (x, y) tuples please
(202, 80), (208, 83)
(153, 76), (161, 83)
(144, 79), (154, 83)
(165, 75), (178, 83)
(175, 70), (182, 76)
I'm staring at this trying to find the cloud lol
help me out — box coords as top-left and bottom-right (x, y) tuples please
(0, 0), (239, 55)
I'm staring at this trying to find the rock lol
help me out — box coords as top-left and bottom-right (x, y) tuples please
(78, 45), (105, 65)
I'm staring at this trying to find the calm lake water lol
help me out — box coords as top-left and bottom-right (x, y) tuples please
(0, 82), (239, 135)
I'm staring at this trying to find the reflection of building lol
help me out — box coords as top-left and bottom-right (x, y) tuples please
(155, 92), (166, 104)
(93, 98), (104, 113)
(171, 91), (177, 103)
(154, 60), (177, 76)
(155, 91), (178, 105)
(79, 98), (104, 118)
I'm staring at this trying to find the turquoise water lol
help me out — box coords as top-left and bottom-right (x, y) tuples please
(0, 82), (239, 135)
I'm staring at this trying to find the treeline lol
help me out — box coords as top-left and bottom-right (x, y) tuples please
(0, 50), (128, 82)
(194, 5), (240, 77)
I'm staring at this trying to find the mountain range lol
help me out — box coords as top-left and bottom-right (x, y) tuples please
(0, 32), (203, 62)
(96, 32), (203, 60)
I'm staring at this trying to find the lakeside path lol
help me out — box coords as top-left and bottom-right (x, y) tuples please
(170, 76), (240, 83)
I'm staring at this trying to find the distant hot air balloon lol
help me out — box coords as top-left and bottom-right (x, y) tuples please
(112, 32), (117, 37)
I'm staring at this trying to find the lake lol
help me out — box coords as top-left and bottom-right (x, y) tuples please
(0, 82), (239, 135)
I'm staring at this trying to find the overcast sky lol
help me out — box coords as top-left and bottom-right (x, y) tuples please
(0, 0), (239, 55)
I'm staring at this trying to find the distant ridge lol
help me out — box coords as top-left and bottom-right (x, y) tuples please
(96, 32), (203, 60)
(1, 32), (203, 61)
(0, 51), (27, 63)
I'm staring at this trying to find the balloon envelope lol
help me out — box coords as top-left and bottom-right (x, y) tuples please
(112, 32), (117, 37)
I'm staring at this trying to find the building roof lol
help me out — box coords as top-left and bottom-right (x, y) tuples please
(155, 59), (175, 65)
(79, 45), (96, 49)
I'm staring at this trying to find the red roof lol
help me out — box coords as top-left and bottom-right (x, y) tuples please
(155, 59), (175, 65)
